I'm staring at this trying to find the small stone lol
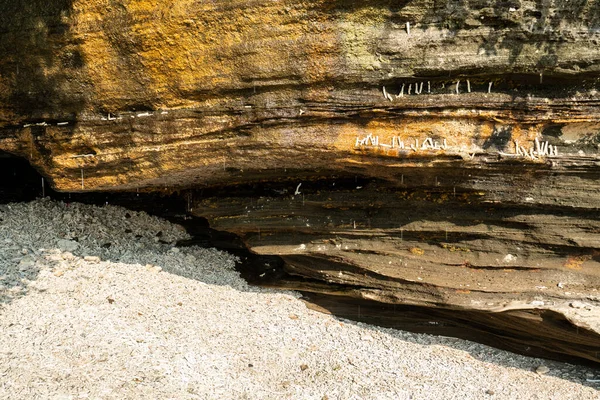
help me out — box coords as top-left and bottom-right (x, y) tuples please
(18, 257), (35, 270)
(486, 389), (495, 395)
(361, 334), (374, 342)
(557, 282), (564, 288)
(9, 285), (22, 293)
(409, 247), (424, 256)
(289, 314), (299, 320)
(57, 239), (79, 252)
(84, 256), (100, 263)
(170, 247), (180, 253)
(300, 364), (309, 371)
(503, 254), (516, 263)
(248, 363), (253, 368)
(536, 365), (549, 375)
(53, 269), (64, 277)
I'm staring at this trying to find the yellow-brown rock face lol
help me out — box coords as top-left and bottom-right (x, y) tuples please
(1, 0), (600, 191)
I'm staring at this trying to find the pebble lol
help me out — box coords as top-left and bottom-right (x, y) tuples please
(361, 334), (374, 342)
(18, 257), (35, 269)
(503, 254), (517, 262)
(57, 239), (79, 252)
(536, 365), (550, 375)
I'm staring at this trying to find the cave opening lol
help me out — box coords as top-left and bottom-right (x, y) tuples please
(0, 150), (47, 204)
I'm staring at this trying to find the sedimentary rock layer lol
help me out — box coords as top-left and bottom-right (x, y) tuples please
(192, 176), (600, 365)
(0, 1), (599, 190)
(0, 0), (599, 364)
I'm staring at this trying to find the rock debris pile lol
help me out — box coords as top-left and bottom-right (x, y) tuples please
(0, 199), (597, 399)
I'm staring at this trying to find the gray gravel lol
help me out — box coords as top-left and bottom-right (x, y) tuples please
(0, 199), (598, 399)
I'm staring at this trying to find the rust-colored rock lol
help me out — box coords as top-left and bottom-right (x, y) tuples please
(0, 0), (600, 191)
(1, 1), (600, 365)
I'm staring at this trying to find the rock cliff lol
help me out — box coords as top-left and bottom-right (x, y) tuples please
(1, 0), (599, 364)
(2, 0), (600, 191)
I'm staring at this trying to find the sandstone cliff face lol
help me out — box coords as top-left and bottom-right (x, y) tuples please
(1, 0), (600, 190)
(1, 1), (600, 364)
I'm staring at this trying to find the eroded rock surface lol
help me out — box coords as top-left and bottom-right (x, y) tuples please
(192, 176), (600, 365)
(0, 1), (599, 365)
(0, 0), (600, 190)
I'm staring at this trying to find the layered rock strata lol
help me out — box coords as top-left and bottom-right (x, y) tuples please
(0, 1), (599, 364)
(0, 0), (599, 191)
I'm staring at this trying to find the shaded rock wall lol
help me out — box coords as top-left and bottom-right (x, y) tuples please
(192, 175), (600, 364)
